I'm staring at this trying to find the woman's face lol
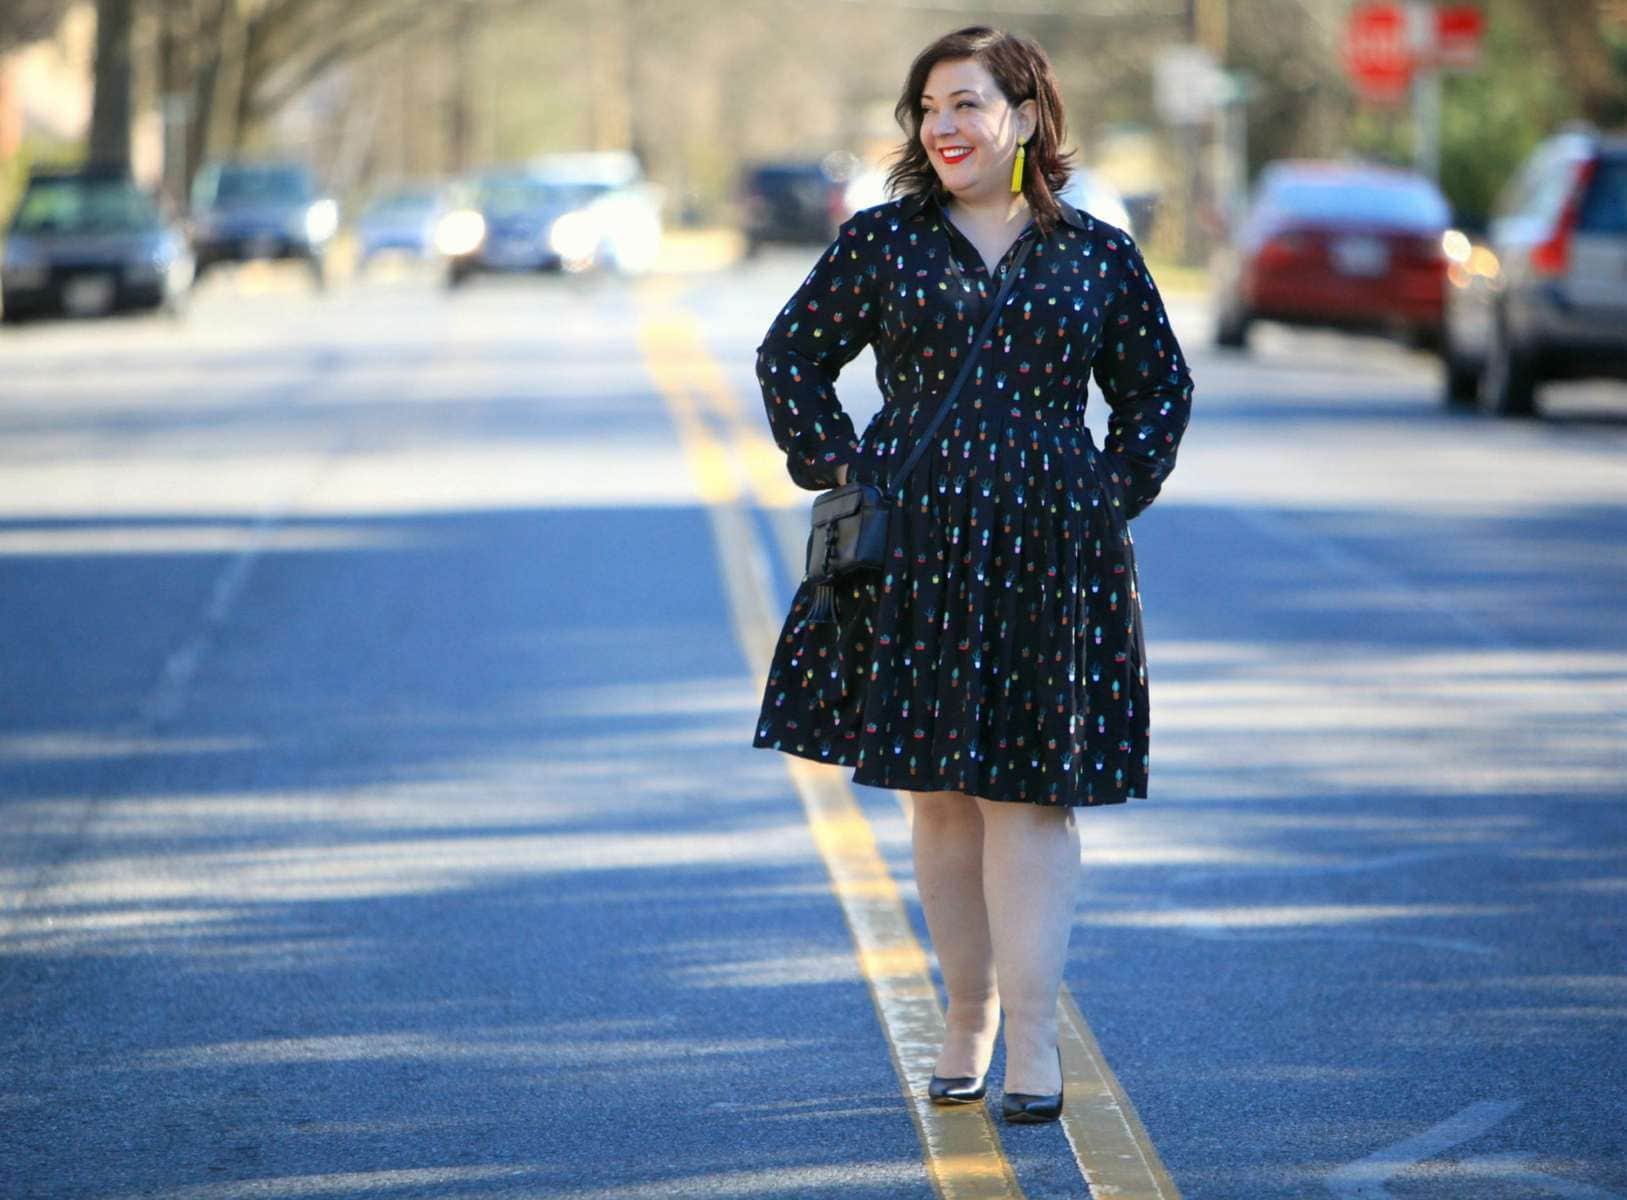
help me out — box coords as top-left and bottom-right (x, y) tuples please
(918, 58), (1036, 205)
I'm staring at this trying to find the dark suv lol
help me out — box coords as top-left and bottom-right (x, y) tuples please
(189, 160), (336, 286)
(739, 160), (848, 255)
(1443, 130), (1627, 415)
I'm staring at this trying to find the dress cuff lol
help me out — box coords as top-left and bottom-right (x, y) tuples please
(788, 439), (861, 491)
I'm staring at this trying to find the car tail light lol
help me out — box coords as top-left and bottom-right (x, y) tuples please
(1398, 234), (1445, 265)
(1257, 232), (1310, 269)
(1530, 156), (1599, 277)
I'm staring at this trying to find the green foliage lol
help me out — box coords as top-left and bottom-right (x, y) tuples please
(1346, 0), (1602, 225)
(1436, 4), (1575, 225)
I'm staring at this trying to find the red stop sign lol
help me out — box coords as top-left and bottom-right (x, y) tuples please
(1345, 3), (1412, 104)
(1436, 5), (1485, 70)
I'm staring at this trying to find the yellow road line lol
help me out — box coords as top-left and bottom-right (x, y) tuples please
(1058, 991), (1183, 1199)
(640, 280), (1184, 1199)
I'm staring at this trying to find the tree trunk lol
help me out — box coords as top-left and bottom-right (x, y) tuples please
(88, 0), (134, 167)
(206, 0), (248, 157)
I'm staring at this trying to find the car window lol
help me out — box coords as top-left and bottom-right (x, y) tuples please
(366, 193), (440, 218)
(1492, 151), (1545, 220)
(543, 182), (613, 208)
(478, 179), (608, 215)
(210, 167), (313, 208)
(750, 167), (826, 191)
(477, 179), (554, 216)
(1264, 175), (1449, 227)
(12, 179), (160, 234)
(1577, 158), (1627, 234)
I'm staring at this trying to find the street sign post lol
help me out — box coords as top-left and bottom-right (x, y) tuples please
(1345, 2), (1412, 105)
(1344, 2), (1486, 180)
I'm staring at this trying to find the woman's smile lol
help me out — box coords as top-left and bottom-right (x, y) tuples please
(938, 146), (974, 164)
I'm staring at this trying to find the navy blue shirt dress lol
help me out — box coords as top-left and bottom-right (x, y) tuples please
(751, 191), (1193, 807)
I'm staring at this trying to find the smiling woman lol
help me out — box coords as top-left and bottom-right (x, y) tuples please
(749, 24), (1194, 1123)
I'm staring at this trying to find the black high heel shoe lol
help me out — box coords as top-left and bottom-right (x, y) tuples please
(1001, 1046), (1063, 1124)
(928, 1069), (989, 1105)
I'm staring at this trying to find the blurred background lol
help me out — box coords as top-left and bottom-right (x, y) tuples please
(1, 0), (1624, 261)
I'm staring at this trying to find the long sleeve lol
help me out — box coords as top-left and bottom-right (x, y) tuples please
(756, 216), (881, 491)
(1092, 235), (1194, 520)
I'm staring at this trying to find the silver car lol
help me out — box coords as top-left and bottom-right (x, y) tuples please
(1442, 130), (1627, 415)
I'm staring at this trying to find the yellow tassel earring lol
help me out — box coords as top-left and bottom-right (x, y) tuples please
(1010, 140), (1027, 194)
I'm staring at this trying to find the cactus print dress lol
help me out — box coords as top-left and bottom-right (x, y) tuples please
(751, 192), (1193, 807)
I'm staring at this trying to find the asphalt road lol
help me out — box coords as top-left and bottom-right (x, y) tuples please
(1, 254), (1623, 1200)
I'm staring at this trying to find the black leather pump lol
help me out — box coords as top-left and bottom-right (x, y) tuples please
(1001, 1047), (1063, 1124)
(928, 1070), (989, 1105)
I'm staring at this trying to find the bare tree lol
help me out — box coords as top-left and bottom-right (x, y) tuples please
(0, 0), (73, 55)
(88, 0), (134, 166)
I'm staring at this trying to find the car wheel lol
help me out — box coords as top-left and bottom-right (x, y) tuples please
(1, 307), (31, 326)
(1214, 301), (1250, 350)
(1440, 333), (1479, 408)
(1406, 324), (1443, 353)
(1479, 317), (1539, 418)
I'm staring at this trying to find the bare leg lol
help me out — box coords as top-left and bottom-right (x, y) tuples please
(910, 790), (1000, 1078)
(977, 797), (1082, 1094)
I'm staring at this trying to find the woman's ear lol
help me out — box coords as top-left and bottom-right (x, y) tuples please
(1015, 98), (1038, 144)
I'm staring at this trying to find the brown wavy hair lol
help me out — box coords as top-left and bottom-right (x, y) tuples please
(886, 26), (1074, 234)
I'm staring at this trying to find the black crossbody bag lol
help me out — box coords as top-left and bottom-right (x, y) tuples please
(803, 235), (1036, 624)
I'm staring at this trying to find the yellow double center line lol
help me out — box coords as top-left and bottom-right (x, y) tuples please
(637, 280), (1181, 1200)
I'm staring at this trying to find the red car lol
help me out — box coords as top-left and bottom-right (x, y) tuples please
(1214, 161), (1452, 349)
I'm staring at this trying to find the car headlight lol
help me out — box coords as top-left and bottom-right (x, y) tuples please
(435, 209), (486, 256)
(2, 239), (48, 287)
(549, 211), (599, 263)
(303, 199), (339, 243)
(2, 238), (44, 271)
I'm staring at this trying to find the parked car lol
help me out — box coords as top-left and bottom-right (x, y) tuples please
(1213, 161), (1451, 350)
(438, 170), (590, 285)
(1, 166), (192, 324)
(189, 160), (336, 287)
(739, 159), (849, 254)
(355, 184), (448, 269)
(1441, 129), (1627, 416)
(438, 159), (661, 286)
(530, 151), (662, 274)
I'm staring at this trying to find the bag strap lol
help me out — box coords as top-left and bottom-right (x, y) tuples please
(885, 233), (1037, 495)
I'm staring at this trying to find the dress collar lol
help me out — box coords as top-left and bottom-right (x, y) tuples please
(898, 188), (1090, 232)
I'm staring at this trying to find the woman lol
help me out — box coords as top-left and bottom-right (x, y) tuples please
(752, 26), (1192, 1123)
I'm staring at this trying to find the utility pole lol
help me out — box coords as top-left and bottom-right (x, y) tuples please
(446, 1), (475, 174)
(589, 0), (631, 151)
(157, 0), (189, 207)
(1407, 1), (1441, 181)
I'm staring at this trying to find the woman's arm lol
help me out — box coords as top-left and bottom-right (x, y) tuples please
(756, 215), (881, 491)
(1091, 235), (1194, 520)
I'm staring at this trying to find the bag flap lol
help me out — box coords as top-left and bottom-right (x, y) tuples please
(811, 483), (875, 524)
